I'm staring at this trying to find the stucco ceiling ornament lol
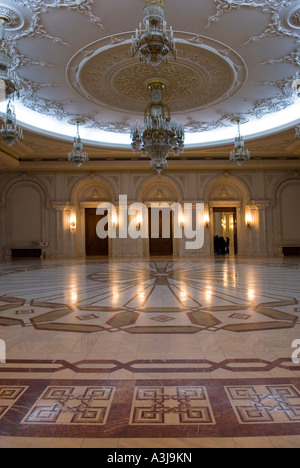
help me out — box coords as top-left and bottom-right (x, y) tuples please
(207, 0), (292, 28)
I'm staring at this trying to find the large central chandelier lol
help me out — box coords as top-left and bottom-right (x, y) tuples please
(230, 119), (250, 166)
(132, 0), (176, 67)
(0, 99), (23, 146)
(131, 79), (184, 174)
(68, 121), (89, 167)
(0, 17), (19, 101)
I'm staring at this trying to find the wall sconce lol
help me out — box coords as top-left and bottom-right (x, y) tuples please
(136, 214), (142, 232)
(70, 215), (76, 231)
(112, 213), (118, 229)
(221, 218), (227, 230)
(204, 215), (210, 229)
(246, 214), (252, 228)
(179, 214), (185, 229)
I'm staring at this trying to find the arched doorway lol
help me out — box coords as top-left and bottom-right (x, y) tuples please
(70, 178), (114, 257)
(206, 177), (250, 256)
(137, 176), (183, 257)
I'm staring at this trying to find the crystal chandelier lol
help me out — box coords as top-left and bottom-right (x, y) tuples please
(132, 0), (176, 67)
(131, 79), (184, 174)
(230, 119), (250, 166)
(0, 99), (23, 146)
(0, 18), (19, 101)
(68, 121), (89, 167)
(292, 71), (300, 101)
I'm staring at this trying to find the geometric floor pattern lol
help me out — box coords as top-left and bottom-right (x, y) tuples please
(1, 257), (300, 447)
(1, 379), (300, 438)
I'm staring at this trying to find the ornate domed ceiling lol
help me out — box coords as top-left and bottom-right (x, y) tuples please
(1, 0), (300, 149)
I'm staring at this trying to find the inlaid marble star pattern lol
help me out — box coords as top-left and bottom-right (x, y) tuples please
(0, 261), (299, 335)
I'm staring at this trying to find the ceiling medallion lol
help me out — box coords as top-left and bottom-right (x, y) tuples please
(230, 119), (250, 166)
(69, 33), (246, 119)
(132, 0), (176, 67)
(287, 7), (300, 29)
(68, 120), (89, 168)
(0, 5), (24, 31)
(131, 79), (184, 174)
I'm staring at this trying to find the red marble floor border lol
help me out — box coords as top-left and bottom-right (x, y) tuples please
(0, 378), (300, 439)
(0, 358), (299, 375)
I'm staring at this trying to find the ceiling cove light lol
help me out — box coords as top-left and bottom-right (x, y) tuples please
(230, 119), (250, 166)
(68, 120), (89, 168)
(131, 79), (184, 174)
(132, 0), (176, 67)
(0, 98), (23, 146)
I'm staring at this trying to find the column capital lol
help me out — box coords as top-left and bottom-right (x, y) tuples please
(249, 200), (271, 210)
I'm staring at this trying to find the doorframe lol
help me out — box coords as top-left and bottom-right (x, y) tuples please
(209, 201), (243, 256)
(79, 202), (113, 257)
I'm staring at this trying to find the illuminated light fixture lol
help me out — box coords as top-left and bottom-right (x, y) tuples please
(230, 119), (250, 166)
(179, 213), (185, 228)
(132, 0), (176, 67)
(112, 213), (118, 229)
(68, 120), (89, 168)
(0, 98), (23, 146)
(246, 214), (252, 228)
(0, 17), (19, 101)
(70, 215), (76, 231)
(221, 218), (227, 230)
(204, 215), (210, 229)
(131, 79), (184, 174)
(136, 214), (142, 231)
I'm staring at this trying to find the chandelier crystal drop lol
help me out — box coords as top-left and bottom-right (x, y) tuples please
(132, 0), (176, 67)
(131, 79), (184, 174)
(0, 18), (19, 101)
(0, 99), (23, 146)
(230, 120), (250, 166)
(68, 121), (89, 168)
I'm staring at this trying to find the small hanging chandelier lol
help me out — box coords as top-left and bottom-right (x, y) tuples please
(292, 71), (300, 101)
(131, 79), (184, 174)
(68, 121), (89, 167)
(0, 99), (23, 146)
(296, 124), (300, 139)
(0, 17), (19, 101)
(132, 0), (176, 67)
(230, 119), (250, 166)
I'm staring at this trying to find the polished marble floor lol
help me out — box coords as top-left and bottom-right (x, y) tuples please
(0, 257), (300, 448)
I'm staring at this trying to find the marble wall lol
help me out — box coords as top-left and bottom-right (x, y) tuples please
(0, 169), (299, 258)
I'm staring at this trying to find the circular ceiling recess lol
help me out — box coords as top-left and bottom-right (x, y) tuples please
(0, 0), (300, 148)
(287, 6), (300, 29)
(0, 4), (24, 30)
(69, 34), (247, 115)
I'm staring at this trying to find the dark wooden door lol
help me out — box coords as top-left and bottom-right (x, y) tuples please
(85, 208), (109, 256)
(149, 209), (173, 256)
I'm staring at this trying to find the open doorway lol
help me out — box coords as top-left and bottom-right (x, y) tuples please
(213, 207), (238, 255)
